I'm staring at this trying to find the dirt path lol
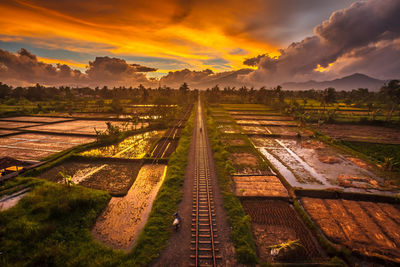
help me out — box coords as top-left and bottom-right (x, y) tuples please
(153, 99), (236, 266)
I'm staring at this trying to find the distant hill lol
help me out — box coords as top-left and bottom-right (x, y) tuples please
(282, 73), (386, 91)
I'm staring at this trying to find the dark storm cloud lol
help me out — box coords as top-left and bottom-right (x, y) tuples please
(243, 54), (266, 67)
(245, 0), (400, 85)
(131, 64), (157, 72)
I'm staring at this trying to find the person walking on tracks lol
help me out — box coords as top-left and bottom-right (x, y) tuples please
(172, 212), (181, 231)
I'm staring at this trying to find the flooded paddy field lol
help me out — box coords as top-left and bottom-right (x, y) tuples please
(316, 124), (400, 144)
(233, 175), (288, 198)
(301, 197), (400, 264)
(0, 129), (20, 136)
(40, 159), (142, 195)
(228, 111), (283, 116)
(242, 125), (304, 137)
(253, 137), (397, 192)
(92, 164), (166, 250)
(233, 115), (293, 121)
(0, 116), (73, 123)
(0, 133), (95, 161)
(236, 119), (298, 127)
(81, 130), (162, 159)
(0, 121), (42, 129)
(242, 199), (326, 264)
(26, 120), (148, 135)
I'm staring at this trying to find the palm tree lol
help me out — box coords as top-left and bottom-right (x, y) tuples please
(380, 80), (400, 121)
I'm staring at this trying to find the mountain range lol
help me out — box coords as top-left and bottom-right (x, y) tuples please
(282, 73), (386, 91)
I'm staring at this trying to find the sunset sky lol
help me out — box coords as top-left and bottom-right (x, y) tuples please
(0, 0), (399, 88)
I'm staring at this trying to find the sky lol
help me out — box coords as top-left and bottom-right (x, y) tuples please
(0, 0), (399, 88)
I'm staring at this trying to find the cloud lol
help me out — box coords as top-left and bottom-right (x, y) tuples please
(243, 54), (266, 66)
(131, 64), (157, 72)
(159, 68), (253, 89)
(0, 48), (85, 86)
(0, 48), (157, 87)
(244, 0), (400, 85)
(0, 0), (360, 73)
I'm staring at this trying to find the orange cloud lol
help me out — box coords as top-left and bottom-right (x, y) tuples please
(0, 0), (280, 72)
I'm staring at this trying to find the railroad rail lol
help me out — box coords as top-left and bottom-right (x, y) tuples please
(151, 105), (192, 162)
(190, 101), (221, 266)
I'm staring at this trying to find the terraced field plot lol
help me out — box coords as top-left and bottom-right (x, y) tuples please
(0, 129), (19, 136)
(242, 199), (325, 263)
(81, 130), (163, 159)
(236, 120), (298, 126)
(92, 164), (167, 250)
(217, 124), (240, 134)
(0, 133), (94, 161)
(0, 116), (72, 123)
(0, 121), (41, 129)
(242, 125), (303, 136)
(27, 120), (148, 135)
(253, 137), (392, 191)
(233, 115), (293, 121)
(316, 124), (400, 144)
(40, 160), (142, 195)
(233, 175), (288, 197)
(301, 197), (400, 264)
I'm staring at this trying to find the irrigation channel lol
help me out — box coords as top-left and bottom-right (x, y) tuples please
(190, 101), (221, 266)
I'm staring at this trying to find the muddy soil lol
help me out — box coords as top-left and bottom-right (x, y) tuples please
(40, 160), (142, 195)
(242, 199), (326, 263)
(230, 152), (258, 166)
(92, 164), (166, 250)
(301, 197), (400, 263)
(317, 124), (400, 144)
(222, 138), (245, 146)
(233, 175), (288, 197)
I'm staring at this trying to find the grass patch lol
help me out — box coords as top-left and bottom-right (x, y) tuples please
(0, 178), (124, 266)
(126, 107), (195, 266)
(0, 176), (41, 197)
(205, 106), (258, 265)
(340, 141), (400, 174)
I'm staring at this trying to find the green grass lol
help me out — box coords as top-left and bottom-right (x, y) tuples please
(340, 141), (400, 174)
(126, 107), (195, 265)
(0, 178), (124, 266)
(205, 106), (258, 265)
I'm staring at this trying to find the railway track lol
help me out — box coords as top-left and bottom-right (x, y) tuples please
(151, 106), (192, 162)
(190, 102), (221, 266)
